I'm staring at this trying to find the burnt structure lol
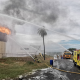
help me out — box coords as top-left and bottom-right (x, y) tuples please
(0, 32), (6, 58)
(0, 32), (7, 42)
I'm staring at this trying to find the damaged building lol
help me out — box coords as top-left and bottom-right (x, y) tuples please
(0, 32), (6, 58)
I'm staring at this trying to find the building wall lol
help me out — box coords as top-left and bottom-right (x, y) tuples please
(0, 32), (7, 42)
(6, 37), (41, 57)
(0, 41), (6, 58)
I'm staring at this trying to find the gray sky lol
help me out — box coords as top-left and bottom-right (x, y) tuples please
(0, 0), (80, 52)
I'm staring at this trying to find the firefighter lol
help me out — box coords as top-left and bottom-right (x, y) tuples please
(60, 55), (62, 59)
(34, 55), (37, 61)
(37, 59), (41, 63)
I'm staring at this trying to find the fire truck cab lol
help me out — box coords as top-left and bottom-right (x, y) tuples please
(73, 50), (80, 66)
(63, 51), (71, 59)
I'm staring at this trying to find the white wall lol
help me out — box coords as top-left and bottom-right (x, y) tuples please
(5, 36), (41, 57)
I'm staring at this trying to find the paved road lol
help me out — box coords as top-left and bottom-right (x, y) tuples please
(22, 59), (80, 80)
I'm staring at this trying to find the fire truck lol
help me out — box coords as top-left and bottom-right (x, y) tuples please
(73, 50), (80, 66)
(63, 51), (72, 59)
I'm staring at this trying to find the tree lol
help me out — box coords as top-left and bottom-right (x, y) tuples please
(68, 48), (76, 55)
(38, 27), (47, 60)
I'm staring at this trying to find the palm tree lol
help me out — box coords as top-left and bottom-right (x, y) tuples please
(38, 27), (47, 60)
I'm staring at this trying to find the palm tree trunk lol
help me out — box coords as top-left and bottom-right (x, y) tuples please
(43, 35), (45, 60)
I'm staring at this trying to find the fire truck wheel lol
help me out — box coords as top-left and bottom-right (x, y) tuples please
(74, 62), (77, 66)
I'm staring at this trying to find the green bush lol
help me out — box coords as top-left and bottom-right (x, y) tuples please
(28, 61), (34, 65)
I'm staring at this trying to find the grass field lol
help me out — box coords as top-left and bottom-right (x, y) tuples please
(0, 55), (53, 79)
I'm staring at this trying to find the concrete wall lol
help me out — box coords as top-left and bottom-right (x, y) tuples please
(0, 41), (6, 58)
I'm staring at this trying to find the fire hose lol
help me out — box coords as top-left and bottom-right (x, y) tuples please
(45, 63), (80, 75)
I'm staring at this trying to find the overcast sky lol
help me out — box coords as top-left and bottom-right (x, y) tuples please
(0, 0), (80, 52)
